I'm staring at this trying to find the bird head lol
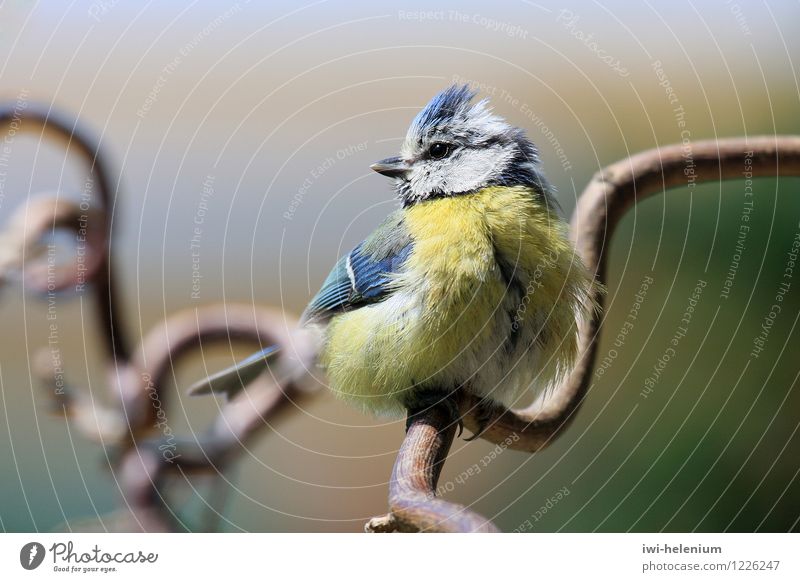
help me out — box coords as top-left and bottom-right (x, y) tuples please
(371, 84), (550, 206)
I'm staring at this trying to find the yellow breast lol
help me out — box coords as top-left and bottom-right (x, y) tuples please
(321, 186), (589, 416)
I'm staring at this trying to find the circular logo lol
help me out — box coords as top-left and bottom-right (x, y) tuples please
(20, 542), (46, 570)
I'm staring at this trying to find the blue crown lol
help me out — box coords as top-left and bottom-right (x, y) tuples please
(410, 84), (478, 135)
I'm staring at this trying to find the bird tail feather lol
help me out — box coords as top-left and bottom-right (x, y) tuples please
(187, 327), (322, 399)
(187, 345), (281, 398)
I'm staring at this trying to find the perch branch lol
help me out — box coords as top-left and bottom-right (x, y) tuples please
(375, 405), (499, 533)
(376, 135), (800, 532)
(462, 135), (800, 452)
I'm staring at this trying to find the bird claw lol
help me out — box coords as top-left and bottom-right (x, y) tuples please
(463, 398), (498, 442)
(403, 391), (500, 442)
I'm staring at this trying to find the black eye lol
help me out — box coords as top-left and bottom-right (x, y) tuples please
(428, 142), (450, 160)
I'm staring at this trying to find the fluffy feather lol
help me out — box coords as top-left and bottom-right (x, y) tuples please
(321, 185), (595, 416)
(190, 85), (597, 422)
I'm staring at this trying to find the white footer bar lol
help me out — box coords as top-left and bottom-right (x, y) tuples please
(1, 533), (796, 580)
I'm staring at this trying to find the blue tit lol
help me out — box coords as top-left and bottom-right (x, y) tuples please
(190, 84), (596, 430)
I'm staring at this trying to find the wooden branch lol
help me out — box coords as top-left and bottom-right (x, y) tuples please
(0, 102), (131, 361)
(367, 404), (499, 533)
(460, 135), (800, 452)
(128, 304), (318, 456)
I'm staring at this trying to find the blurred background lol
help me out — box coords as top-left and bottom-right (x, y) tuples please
(0, 0), (799, 533)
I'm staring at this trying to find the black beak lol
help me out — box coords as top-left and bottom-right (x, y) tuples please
(370, 156), (410, 179)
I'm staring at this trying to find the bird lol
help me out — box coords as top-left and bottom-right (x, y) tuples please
(189, 84), (597, 435)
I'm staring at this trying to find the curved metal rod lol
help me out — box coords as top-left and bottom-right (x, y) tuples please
(367, 404), (499, 533)
(0, 101), (131, 361)
(115, 305), (319, 530)
(463, 135), (800, 451)
(116, 377), (300, 532)
(123, 304), (299, 431)
(3, 101), (318, 531)
(0, 194), (105, 293)
(32, 306), (300, 438)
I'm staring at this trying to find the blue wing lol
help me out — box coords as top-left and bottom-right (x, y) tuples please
(301, 211), (412, 324)
(189, 212), (412, 398)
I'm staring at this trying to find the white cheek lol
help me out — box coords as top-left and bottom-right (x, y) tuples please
(407, 146), (513, 197)
(448, 147), (513, 192)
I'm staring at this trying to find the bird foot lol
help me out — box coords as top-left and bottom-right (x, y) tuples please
(404, 390), (464, 437)
(463, 398), (501, 442)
